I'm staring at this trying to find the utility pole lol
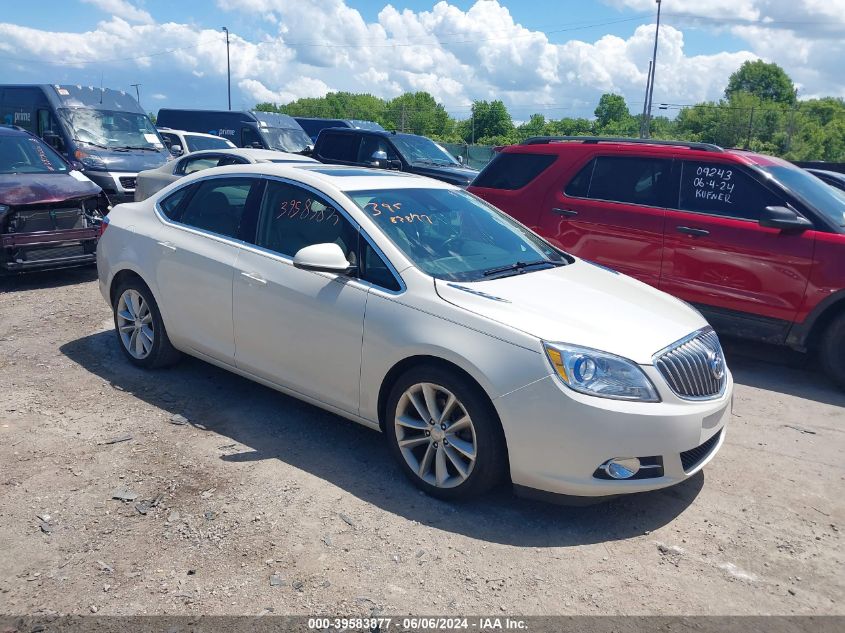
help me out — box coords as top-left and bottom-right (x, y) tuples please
(639, 60), (652, 138)
(400, 103), (407, 133)
(786, 89), (799, 152)
(745, 106), (755, 150)
(130, 83), (141, 106)
(222, 27), (231, 110)
(642, 0), (662, 139)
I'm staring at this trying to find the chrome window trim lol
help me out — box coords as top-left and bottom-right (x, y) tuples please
(652, 326), (728, 401)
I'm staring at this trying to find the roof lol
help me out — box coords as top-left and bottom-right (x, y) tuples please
(157, 128), (230, 140)
(178, 148), (317, 163)
(0, 125), (30, 136)
(173, 162), (449, 193)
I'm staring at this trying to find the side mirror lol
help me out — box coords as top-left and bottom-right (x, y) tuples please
(44, 133), (65, 152)
(69, 160), (85, 171)
(456, 155), (464, 165)
(386, 159), (402, 171)
(293, 243), (354, 274)
(250, 141), (264, 149)
(170, 144), (183, 157)
(759, 206), (812, 232)
(369, 150), (388, 167)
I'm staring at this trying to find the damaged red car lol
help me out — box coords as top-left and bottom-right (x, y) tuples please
(1, 125), (107, 272)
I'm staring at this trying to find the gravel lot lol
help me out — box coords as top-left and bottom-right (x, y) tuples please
(0, 267), (843, 617)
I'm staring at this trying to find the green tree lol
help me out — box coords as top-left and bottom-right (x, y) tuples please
(725, 60), (796, 105)
(461, 100), (514, 144)
(594, 93), (630, 128)
(383, 92), (452, 136)
(515, 113), (546, 140)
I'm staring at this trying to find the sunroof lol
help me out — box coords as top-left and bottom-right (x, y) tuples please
(299, 167), (406, 177)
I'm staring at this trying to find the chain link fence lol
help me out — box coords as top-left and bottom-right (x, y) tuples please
(441, 143), (496, 170)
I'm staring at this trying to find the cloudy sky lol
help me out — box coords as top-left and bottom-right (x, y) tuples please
(1, 0), (843, 120)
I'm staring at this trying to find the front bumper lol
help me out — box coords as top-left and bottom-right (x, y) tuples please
(494, 366), (732, 498)
(2, 228), (99, 271)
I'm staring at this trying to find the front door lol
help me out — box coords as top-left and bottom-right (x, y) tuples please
(153, 176), (260, 363)
(233, 178), (367, 414)
(540, 154), (672, 286)
(660, 160), (815, 331)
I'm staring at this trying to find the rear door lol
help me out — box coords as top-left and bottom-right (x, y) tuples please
(660, 159), (815, 333)
(153, 176), (262, 363)
(540, 154), (674, 286)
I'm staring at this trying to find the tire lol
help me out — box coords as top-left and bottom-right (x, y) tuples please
(112, 279), (181, 369)
(385, 364), (507, 500)
(819, 312), (845, 391)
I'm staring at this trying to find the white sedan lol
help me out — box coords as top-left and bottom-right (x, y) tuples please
(97, 164), (732, 501)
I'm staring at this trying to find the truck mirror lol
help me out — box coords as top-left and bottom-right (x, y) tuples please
(170, 144), (184, 157)
(369, 150), (388, 167)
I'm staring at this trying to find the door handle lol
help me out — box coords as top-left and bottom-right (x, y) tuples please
(240, 271), (267, 285)
(551, 208), (579, 218)
(156, 241), (177, 251)
(676, 226), (710, 237)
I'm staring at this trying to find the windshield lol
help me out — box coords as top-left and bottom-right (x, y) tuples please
(60, 108), (163, 150)
(0, 134), (69, 174)
(347, 187), (567, 281)
(391, 135), (460, 166)
(260, 127), (312, 153)
(185, 135), (234, 152)
(760, 165), (845, 227)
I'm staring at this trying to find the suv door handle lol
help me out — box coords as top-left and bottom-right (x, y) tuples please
(676, 226), (710, 237)
(240, 271), (267, 285)
(551, 208), (578, 218)
(157, 241), (177, 251)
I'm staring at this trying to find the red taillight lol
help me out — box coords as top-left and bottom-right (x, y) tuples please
(99, 217), (109, 237)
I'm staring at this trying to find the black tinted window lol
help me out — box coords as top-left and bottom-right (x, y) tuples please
(565, 159), (594, 198)
(586, 156), (673, 207)
(319, 133), (360, 162)
(257, 180), (358, 261)
(242, 127), (262, 148)
(680, 162), (782, 220)
(473, 152), (557, 190)
(179, 177), (255, 238)
(159, 185), (193, 220)
(359, 240), (401, 291)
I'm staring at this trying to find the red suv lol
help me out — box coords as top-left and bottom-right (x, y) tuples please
(468, 137), (845, 389)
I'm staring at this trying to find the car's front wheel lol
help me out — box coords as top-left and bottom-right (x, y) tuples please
(112, 280), (180, 369)
(385, 365), (507, 500)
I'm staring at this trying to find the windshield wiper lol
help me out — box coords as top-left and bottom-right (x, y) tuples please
(114, 145), (160, 152)
(482, 259), (565, 278)
(73, 138), (109, 150)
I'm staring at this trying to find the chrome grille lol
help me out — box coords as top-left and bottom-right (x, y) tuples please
(654, 327), (726, 400)
(119, 176), (137, 190)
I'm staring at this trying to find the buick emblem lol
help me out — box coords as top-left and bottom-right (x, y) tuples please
(707, 350), (725, 380)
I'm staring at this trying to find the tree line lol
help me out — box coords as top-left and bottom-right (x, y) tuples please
(256, 61), (845, 162)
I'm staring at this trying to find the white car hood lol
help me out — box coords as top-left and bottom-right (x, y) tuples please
(434, 259), (708, 365)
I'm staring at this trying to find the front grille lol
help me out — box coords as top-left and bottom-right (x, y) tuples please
(119, 176), (137, 190)
(11, 207), (84, 232)
(654, 327), (726, 399)
(680, 429), (722, 472)
(19, 244), (87, 262)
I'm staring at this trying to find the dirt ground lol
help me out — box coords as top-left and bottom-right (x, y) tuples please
(0, 266), (843, 617)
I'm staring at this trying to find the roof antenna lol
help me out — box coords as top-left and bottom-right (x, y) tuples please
(99, 72), (104, 104)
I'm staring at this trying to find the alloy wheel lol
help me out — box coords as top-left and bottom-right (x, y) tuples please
(116, 289), (154, 360)
(394, 382), (477, 488)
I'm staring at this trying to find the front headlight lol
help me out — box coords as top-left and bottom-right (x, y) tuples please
(543, 342), (660, 402)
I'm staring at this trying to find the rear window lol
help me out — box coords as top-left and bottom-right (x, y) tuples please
(471, 152), (557, 190)
(318, 133), (359, 162)
(185, 135), (233, 152)
(566, 156), (673, 207)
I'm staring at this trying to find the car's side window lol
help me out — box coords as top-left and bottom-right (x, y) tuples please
(256, 180), (359, 263)
(181, 155), (222, 175)
(159, 132), (178, 150)
(564, 158), (595, 198)
(178, 177), (256, 239)
(242, 127), (262, 148)
(679, 161), (783, 221)
(574, 156), (673, 207)
(159, 184), (194, 220)
(357, 136), (397, 163)
(319, 133), (360, 163)
(359, 239), (401, 291)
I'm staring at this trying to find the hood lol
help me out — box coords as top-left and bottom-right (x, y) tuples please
(77, 146), (169, 172)
(0, 172), (101, 207)
(434, 259), (708, 365)
(408, 163), (479, 186)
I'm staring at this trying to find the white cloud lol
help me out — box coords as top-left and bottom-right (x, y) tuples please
(151, 93), (166, 100)
(81, 0), (153, 24)
(0, 0), (842, 119)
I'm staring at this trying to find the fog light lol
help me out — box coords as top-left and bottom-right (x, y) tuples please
(606, 457), (641, 480)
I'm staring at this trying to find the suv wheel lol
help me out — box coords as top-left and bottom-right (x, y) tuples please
(819, 312), (845, 390)
(113, 280), (180, 369)
(385, 365), (507, 500)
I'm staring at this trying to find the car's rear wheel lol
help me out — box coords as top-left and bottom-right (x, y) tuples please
(113, 280), (180, 369)
(819, 312), (845, 390)
(385, 365), (507, 500)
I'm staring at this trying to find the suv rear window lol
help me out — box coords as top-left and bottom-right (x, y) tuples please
(473, 153), (557, 190)
(566, 156), (673, 207)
